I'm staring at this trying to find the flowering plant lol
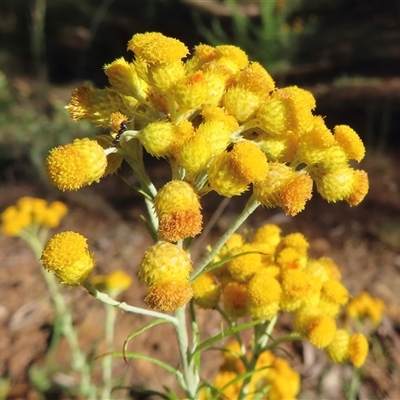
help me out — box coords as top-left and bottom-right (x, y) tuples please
(2, 32), (383, 399)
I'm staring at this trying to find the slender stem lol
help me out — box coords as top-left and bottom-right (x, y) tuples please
(84, 282), (177, 325)
(191, 194), (260, 281)
(101, 304), (117, 400)
(174, 306), (199, 399)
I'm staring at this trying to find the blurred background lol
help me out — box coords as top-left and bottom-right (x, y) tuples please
(1, 0), (400, 399)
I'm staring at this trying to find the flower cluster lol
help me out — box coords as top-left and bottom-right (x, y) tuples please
(193, 223), (369, 367)
(202, 341), (300, 399)
(1, 197), (68, 236)
(57, 31), (368, 223)
(345, 291), (385, 324)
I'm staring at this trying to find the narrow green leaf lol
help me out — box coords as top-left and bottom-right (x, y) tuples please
(122, 319), (167, 364)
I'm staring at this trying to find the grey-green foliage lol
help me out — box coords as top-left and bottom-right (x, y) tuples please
(193, 0), (310, 74)
(0, 72), (97, 182)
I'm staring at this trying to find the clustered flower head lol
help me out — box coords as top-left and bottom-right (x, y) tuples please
(345, 291), (385, 324)
(1, 197), (68, 236)
(61, 31), (368, 224)
(200, 341), (300, 399)
(193, 223), (370, 367)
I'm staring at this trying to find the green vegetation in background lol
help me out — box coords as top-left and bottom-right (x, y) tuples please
(0, 72), (97, 182)
(192, 0), (314, 74)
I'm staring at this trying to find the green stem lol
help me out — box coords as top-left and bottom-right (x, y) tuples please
(84, 282), (177, 325)
(191, 194), (260, 281)
(101, 304), (117, 400)
(174, 306), (199, 399)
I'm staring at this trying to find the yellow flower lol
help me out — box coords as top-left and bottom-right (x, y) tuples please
(154, 180), (202, 242)
(230, 140), (269, 183)
(46, 138), (107, 191)
(348, 333), (368, 368)
(41, 231), (95, 286)
(67, 84), (134, 127)
(247, 270), (281, 320)
(103, 57), (147, 99)
(334, 125), (365, 162)
(294, 307), (336, 348)
(318, 280), (349, 316)
(253, 163), (313, 216)
(280, 270), (321, 311)
(92, 269), (133, 295)
(213, 370), (241, 399)
(138, 241), (192, 288)
(207, 151), (250, 197)
(325, 329), (350, 363)
(174, 71), (208, 110)
(192, 272), (221, 309)
(42, 201), (68, 228)
(127, 32), (188, 65)
(222, 281), (249, 319)
(1, 205), (30, 236)
(252, 224), (282, 247)
(144, 280), (193, 311)
(227, 244), (262, 282)
(139, 120), (177, 158)
(345, 292), (385, 324)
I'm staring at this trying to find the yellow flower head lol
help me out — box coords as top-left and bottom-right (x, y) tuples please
(280, 269), (322, 311)
(304, 257), (342, 283)
(229, 140), (269, 183)
(1, 198), (68, 236)
(41, 231), (95, 286)
(139, 120), (178, 158)
(154, 180), (202, 242)
(1, 204), (31, 236)
(46, 138), (107, 191)
(192, 272), (221, 309)
(92, 269), (133, 295)
(213, 370), (241, 399)
(222, 281), (249, 319)
(345, 169), (369, 206)
(325, 329), (351, 363)
(227, 243), (262, 282)
(252, 224), (282, 248)
(214, 44), (249, 73)
(42, 200), (69, 228)
(127, 32), (189, 66)
(318, 280), (349, 316)
(348, 333), (369, 368)
(67, 84), (132, 127)
(174, 71), (208, 110)
(207, 151), (250, 197)
(266, 358), (301, 400)
(256, 86), (315, 136)
(294, 308), (337, 348)
(253, 163), (312, 215)
(278, 232), (309, 255)
(247, 270), (281, 320)
(138, 241), (192, 287)
(144, 280), (193, 311)
(345, 292), (385, 324)
(334, 125), (365, 162)
(104, 57), (147, 98)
